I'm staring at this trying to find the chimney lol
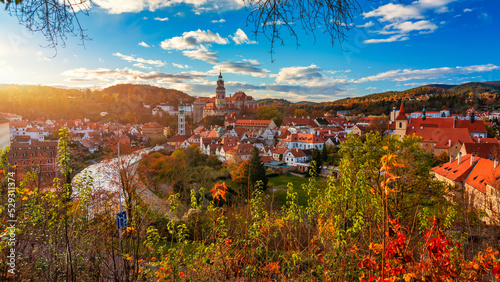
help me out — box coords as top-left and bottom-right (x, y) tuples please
(478, 138), (481, 143)
(458, 152), (462, 165)
(495, 158), (499, 169)
(470, 154), (475, 166)
(448, 139), (451, 147)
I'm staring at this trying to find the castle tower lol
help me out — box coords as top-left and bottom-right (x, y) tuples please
(395, 102), (408, 140)
(215, 70), (226, 109)
(178, 101), (185, 136)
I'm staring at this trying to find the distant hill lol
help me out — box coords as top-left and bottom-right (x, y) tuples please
(448, 82), (500, 95)
(425, 84), (457, 90)
(101, 84), (194, 104)
(256, 98), (292, 106)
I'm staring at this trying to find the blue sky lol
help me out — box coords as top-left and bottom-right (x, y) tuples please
(0, 0), (499, 102)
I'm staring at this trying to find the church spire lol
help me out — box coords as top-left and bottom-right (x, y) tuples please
(422, 106), (426, 121)
(395, 101), (407, 121)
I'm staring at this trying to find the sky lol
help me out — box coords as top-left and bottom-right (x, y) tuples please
(0, 0), (499, 102)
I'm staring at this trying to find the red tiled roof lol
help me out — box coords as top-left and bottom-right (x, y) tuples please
(464, 157), (500, 193)
(473, 137), (499, 144)
(282, 117), (317, 127)
(395, 102), (407, 121)
(284, 133), (327, 144)
(288, 148), (306, 158)
(406, 127), (473, 148)
(143, 122), (163, 129)
(168, 134), (188, 143)
(431, 154), (476, 182)
(221, 136), (241, 146)
(456, 119), (487, 134)
(462, 143), (500, 159)
(235, 119), (272, 127)
(227, 143), (254, 155)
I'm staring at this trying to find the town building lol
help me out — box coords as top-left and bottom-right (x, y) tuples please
(0, 115), (9, 150)
(192, 72), (257, 122)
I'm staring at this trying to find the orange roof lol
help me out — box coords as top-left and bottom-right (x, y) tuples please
(143, 122), (163, 129)
(194, 97), (214, 103)
(282, 117), (317, 127)
(235, 119), (272, 127)
(221, 136), (241, 146)
(284, 133), (327, 144)
(227, 143), (254, 155)
(287, 148), (306, 158)
(431, 154), (476, 182)
(465, 158), (500, 193)
(406, 127), (473, 147)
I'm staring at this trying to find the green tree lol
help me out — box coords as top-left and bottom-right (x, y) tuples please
(248, 147), (268, 191)
(321, 145), (328, 162)
(256, 105), (285, 127)
(309, 148), (323, 176)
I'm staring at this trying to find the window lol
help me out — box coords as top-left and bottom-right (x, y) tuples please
(399, 122), (402, 128)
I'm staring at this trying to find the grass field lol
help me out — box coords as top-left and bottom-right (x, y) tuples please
(267, 174), (321, 207)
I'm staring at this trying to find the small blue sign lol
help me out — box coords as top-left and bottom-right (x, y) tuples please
(116, 210), (128, 229)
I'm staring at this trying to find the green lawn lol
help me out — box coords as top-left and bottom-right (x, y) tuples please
(268, 174), (321, 207)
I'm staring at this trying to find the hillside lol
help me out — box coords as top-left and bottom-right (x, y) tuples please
(101, 84), (194, 104)
(0, 84), (195, 122)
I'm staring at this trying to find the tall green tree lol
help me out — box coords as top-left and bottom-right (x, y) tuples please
(248, 147), (268, 191)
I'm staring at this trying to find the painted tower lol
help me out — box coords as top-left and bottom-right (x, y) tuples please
(215, 70), (226, 109)
(395, 102), (408, 140)
(178, 101), (186, 135)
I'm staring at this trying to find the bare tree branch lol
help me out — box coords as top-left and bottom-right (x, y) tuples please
(3, 0), (93, 56)
(243, 0), (361, 62)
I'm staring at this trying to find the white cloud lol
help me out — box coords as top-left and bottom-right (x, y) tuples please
(463, 8), (473, 12)
(211, 19), (226, 23)
(212, 61), (270, 77)
(160, 29), (228, 50)
(380, 20), (437, 34)
(62, 67), (205, 84)
(133, 63), (152, 70)
(113, 52), (165, 67)
(363, 0), (455, 43)
(172, 63), (189, 69)
(154, 17), (169, 21)
(363, 3), (423, 22)
(357, 21), (374, 28)
(355, 64), (499, 83)
(182, 46), (219, 63)
(230, 29), (257, 45)
(363, 34), (409, 44)
(92, 0), (244, 14)
(274, 64), (323, 84)
(138, 41), (150, 48)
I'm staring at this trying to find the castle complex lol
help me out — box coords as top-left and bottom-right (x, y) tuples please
(192, 71), (257, 122)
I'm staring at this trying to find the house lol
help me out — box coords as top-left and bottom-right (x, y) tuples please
(283, 132), (326, 150)
(284, 148), (310, 165)
(142, 122), (164, 138)
(282, 117), (317, 128)
(225, 143), (254, 162)
(432, 153), (500, 224)
(272, 147), (288, 161)
(8, 140), (58, 185)
(463, 157), (500, 224)
(234, 119), (277, 131)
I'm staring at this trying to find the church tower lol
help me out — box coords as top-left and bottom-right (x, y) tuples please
(178, 101), (186, 136)
(215, 70), (226, 109)
(395, 102), (408, 140)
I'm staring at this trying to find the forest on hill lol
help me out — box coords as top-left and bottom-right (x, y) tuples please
(0, 84), (192, 124)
